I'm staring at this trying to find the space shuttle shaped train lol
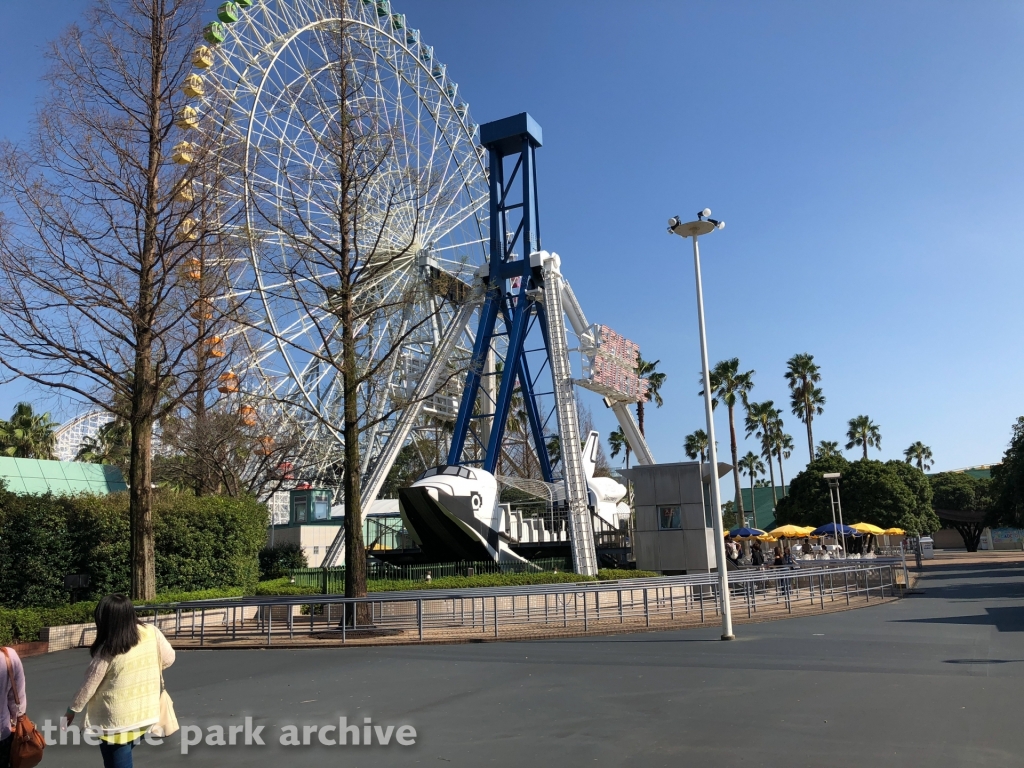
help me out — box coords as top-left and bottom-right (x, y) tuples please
(398, 432), (630, 565)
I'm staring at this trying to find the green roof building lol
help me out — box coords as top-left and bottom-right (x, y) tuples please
(0, 457), (127, 496)
(737, 485), (788, 531)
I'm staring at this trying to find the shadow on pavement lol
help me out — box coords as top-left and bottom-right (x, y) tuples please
(899, 607), (1024, 632)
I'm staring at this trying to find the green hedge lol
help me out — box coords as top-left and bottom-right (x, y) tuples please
(259, 542), (307, 580)
(0, 489), (268, 608)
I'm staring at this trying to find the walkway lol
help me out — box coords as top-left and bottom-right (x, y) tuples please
(21, 552), (1024, 767)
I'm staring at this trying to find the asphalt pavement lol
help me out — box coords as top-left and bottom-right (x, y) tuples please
(21, 554), (1024, 768)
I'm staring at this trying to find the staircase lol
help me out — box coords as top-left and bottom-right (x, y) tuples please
(540, 253), (598, 576)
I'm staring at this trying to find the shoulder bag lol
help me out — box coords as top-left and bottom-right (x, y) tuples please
(1, 647), (45, 768)
(148, 629), (178, 738)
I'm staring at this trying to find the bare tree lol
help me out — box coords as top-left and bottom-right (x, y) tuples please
(245, 12), (464, 612)
(0, 0), (234, 599)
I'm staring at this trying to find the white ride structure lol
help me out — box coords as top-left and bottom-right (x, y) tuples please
(53, 410), (115, 463)
(193, 0), (488, 486)
(190, 2), (655, 573)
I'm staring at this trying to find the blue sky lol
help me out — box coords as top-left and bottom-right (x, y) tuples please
(1, 1), (1022, 479)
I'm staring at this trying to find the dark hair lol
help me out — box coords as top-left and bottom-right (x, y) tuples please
(90, 594), (141, 658)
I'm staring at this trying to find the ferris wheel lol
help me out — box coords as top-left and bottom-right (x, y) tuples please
(191, 0), (489, 483)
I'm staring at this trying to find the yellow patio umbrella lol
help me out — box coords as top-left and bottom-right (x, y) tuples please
(799, 526), (817, 535)
(883, 527), (905, 536)
(851, 522), (886, 535)
(768, 524), (810, 538)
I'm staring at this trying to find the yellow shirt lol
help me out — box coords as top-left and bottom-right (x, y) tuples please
(70, 624), (176, 740)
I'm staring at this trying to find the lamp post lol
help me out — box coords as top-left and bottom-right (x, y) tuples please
(824, 472), (847, 556)
(668, 208), (734, 640)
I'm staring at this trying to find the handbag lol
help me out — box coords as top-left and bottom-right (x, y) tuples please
(148, 630), (179, 738)
(1, 647), (45, 768)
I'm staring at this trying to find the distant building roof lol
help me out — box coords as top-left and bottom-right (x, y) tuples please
(0, 457), (127, 495)
(927, 464), (997, 481)
(738, 485), (788, 531)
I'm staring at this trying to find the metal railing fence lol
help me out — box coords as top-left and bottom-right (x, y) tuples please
(142, 560), (906, 648)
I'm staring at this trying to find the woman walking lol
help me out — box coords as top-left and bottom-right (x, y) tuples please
(66, 594), (175, 768)
(1, 645), (26, 768)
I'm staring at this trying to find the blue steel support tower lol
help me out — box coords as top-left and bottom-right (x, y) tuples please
(446, 113), (554, 481)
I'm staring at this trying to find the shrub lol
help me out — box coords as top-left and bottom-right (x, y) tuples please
(0, 489), (268, 608)
(259, 542), (307, 580)
(597, 569), (658, 580)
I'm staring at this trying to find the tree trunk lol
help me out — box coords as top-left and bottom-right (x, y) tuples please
(863, 442), (868, 461)
(805, 397), (815, 462)
(749, 476), (756, 529)
(636, 399), (645, 437)
(952, 523), (982, 552)
(128, 0), (164, 602)
(129, 413), (156, 600)
(777, 449), (786, 499)
(728, 405), (744, 517)
(341, 271), (369, 622)
(765, 444), (777, 509)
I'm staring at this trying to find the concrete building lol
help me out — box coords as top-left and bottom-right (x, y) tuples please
(621, 461), (730, 574)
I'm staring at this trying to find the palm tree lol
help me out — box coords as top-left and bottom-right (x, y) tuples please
(703, 358), (755, 520)
(737, 450), (765, 529)
(76, 418), (131, 472)
(904, 441), (933, 472)
(546, 434), (561, 470)
(744, 400), (779, 508)
(608, 427), (631, 469)
(0, 402), (59, 459)
(771, 425), (794, 498)
(846, 415), (881, 460)
(785, 353), (826, 463)
(815, 440), (842, 459)
(635, 355), (666, 437)
(683, 429), (710, 463)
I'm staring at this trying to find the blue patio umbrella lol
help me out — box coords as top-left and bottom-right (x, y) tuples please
(728, 526), (767, 538)
(810, 522), (860, 536)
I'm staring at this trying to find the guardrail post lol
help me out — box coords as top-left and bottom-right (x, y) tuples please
(267, 610), (272, 647)
(700, 586), (705, 623)
(583, 592), (588, 631)
(644, 588), (650, 627)
(418, 599), (423, 640)
(563, 592), (568, 628)
(494, 597), (499, 638)
(618, 590), (623, 624)
(200, 609), (206, 646)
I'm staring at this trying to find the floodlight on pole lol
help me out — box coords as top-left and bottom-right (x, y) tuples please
(668, 208), (734, 640)
(823, 472), (847, 556)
